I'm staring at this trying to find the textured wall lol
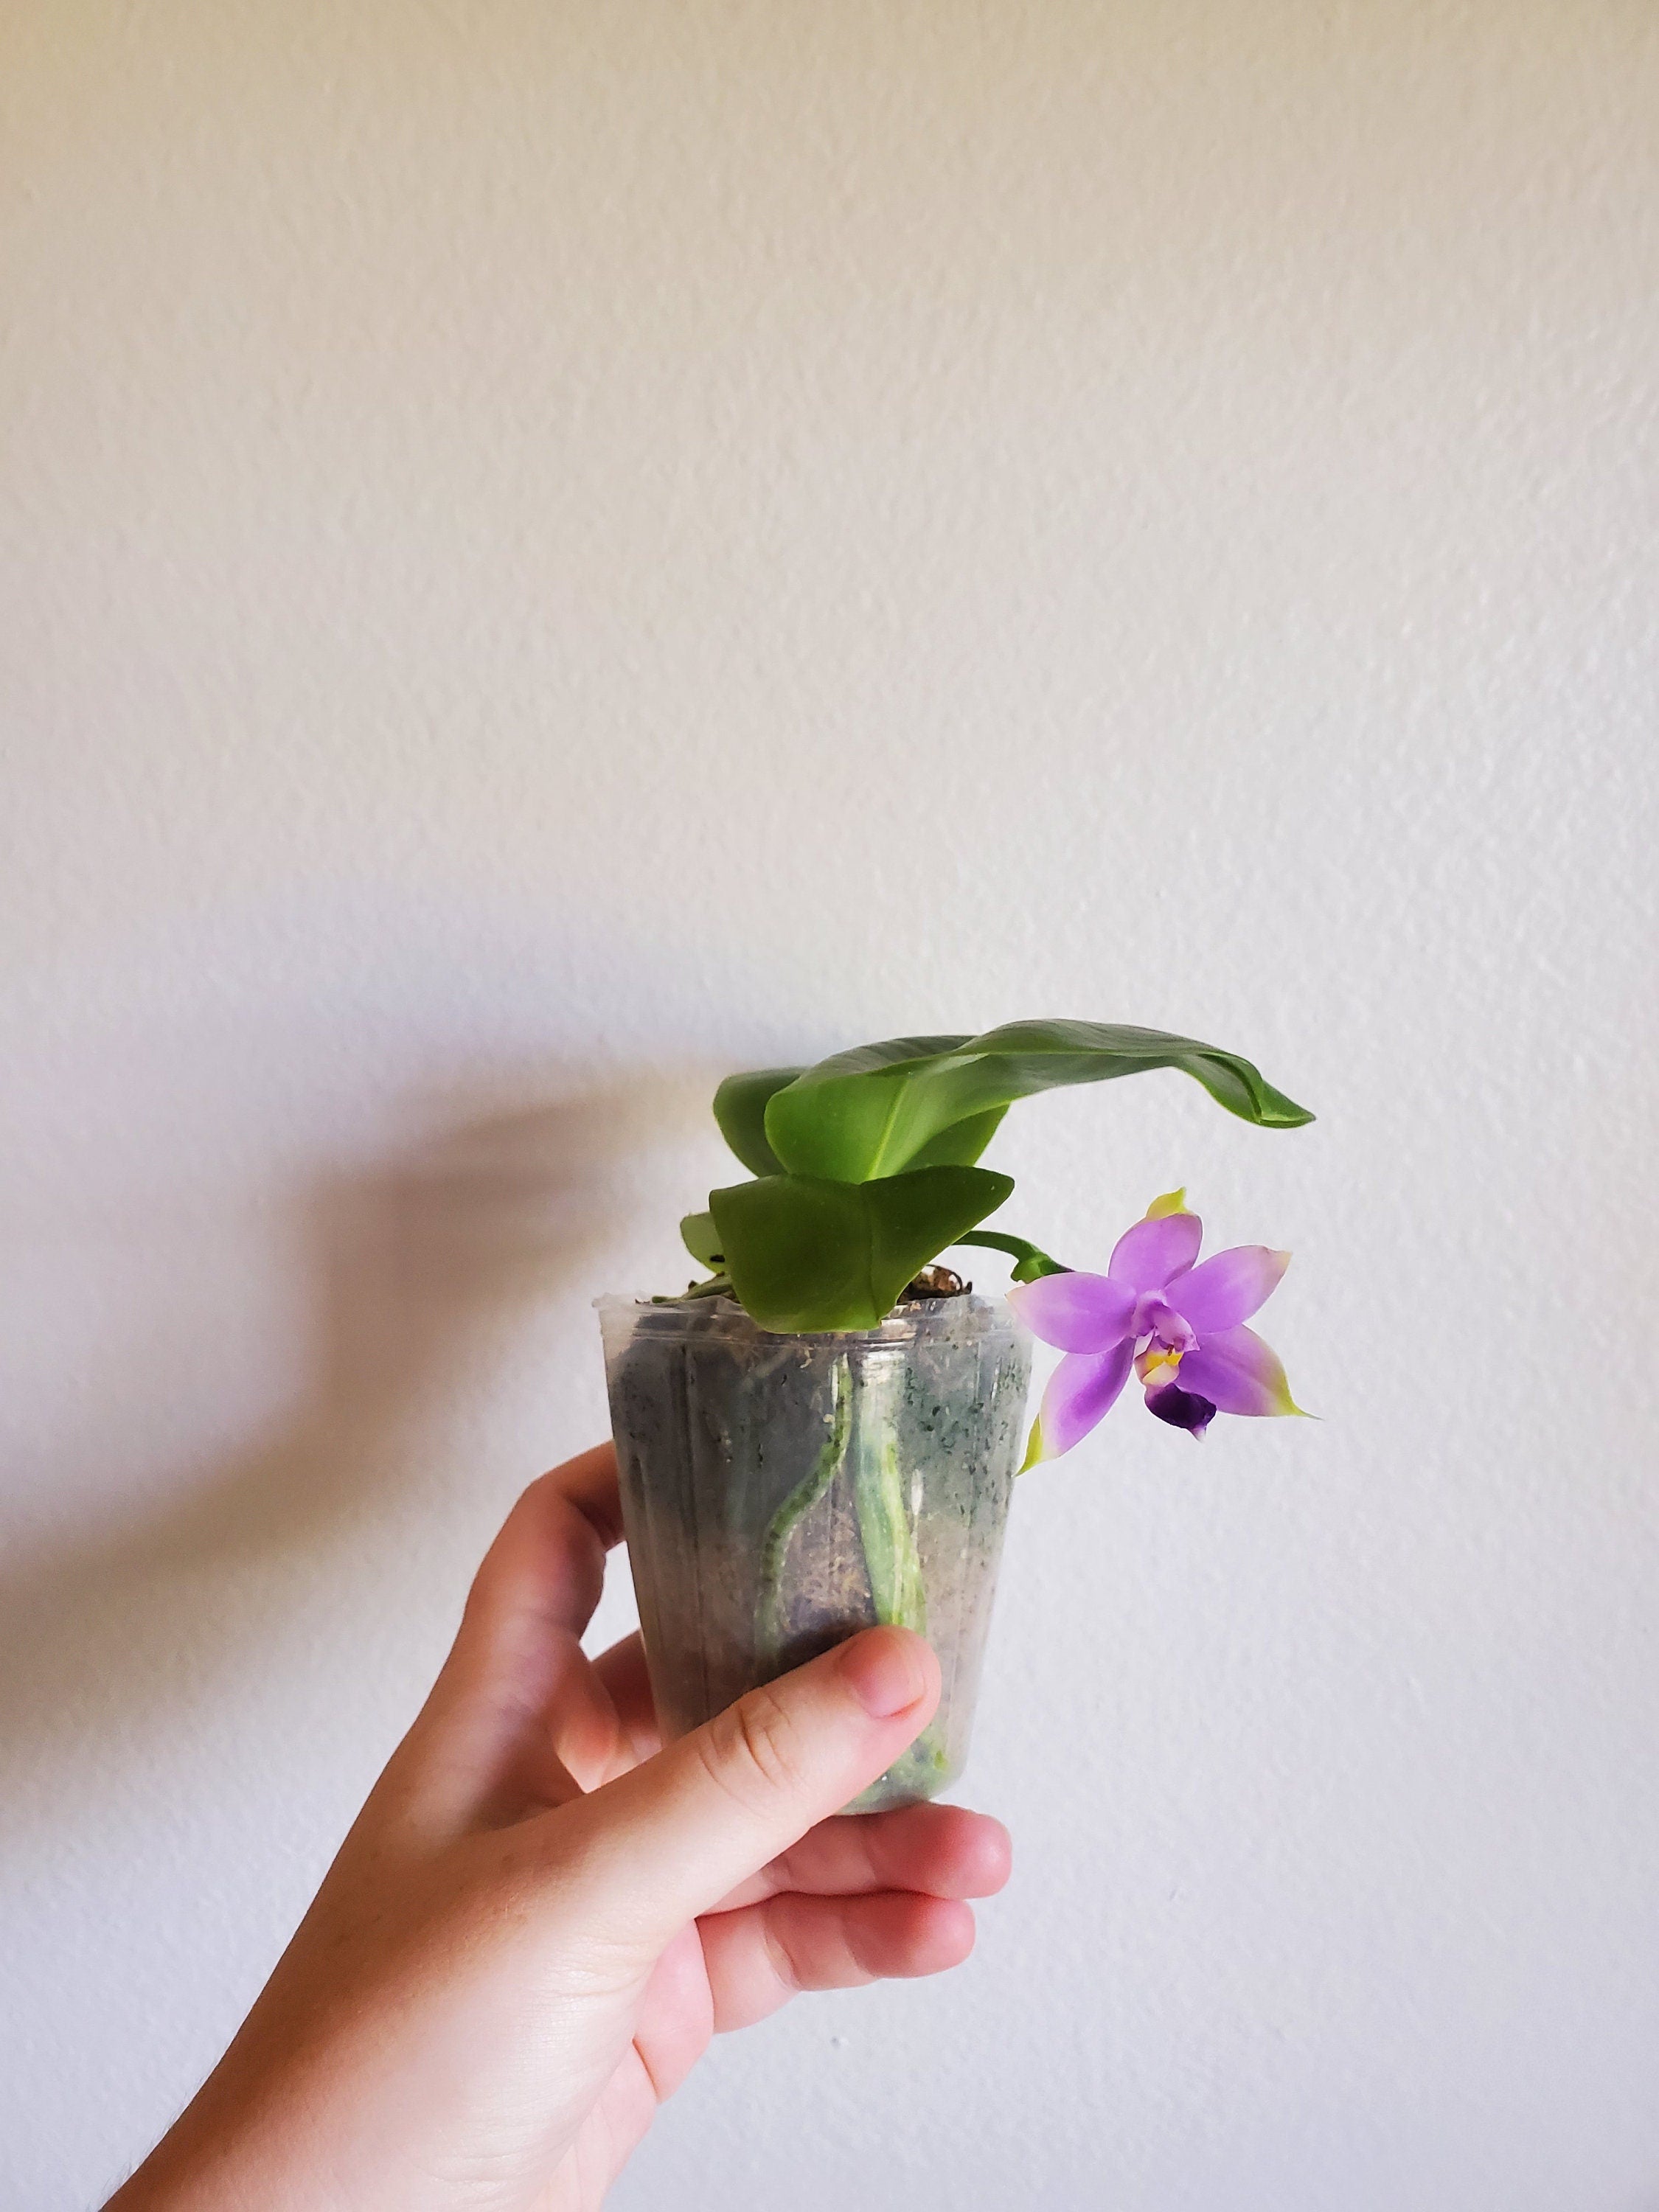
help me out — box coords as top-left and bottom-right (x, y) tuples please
(4, 4), (1658, 2206)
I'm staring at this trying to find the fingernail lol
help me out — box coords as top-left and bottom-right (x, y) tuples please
(838, 1628), (928, 1718)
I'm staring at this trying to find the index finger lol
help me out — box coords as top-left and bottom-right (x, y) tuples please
(372, 1443), (627, 1840)
(453, 1442), (623, 1663)
(544, 1439), (625, 1550)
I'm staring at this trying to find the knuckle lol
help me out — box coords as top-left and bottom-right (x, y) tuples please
(698, 1683), (810, 1814)
(759, 1905), (803, 1994)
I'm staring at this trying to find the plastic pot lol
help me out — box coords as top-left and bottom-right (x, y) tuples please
(597, 1292), (1031, 1812)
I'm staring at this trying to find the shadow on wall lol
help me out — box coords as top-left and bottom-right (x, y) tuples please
(0, 1085), (680, 1835)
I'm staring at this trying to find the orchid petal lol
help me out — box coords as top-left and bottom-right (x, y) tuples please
(1144, 1187), (1189, 1220)
(1107, 1206), (1202, 1290)
(1167, 1246), (1290, 1332)
(1006, 1271), (1137, 1353)
(1029, 1340), (1135, 1458)
(1144, 1382), (1217, 1437)
(1178, 1325), (1305, 1417)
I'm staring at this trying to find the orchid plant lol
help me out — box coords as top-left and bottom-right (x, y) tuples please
(675, 1019), (1312, 1461)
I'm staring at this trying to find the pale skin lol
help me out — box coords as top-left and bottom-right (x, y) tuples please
(108, 1444), (1012, 2211)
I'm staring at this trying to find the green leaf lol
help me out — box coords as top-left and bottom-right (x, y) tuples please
(712, 1066), (802, 1175)
(900, 1104), (1009, 1169)
(761, 1020), (1313, 1181)
(679, 1210), (724, 1268)
(709, 1165), (1015, 1332)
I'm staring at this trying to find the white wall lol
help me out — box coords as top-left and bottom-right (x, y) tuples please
(4, 4), (1657, 2205)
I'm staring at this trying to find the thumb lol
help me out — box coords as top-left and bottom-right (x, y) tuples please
(552, 1627), (941, 1947)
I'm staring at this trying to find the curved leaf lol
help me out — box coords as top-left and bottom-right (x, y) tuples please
(709, 1165), (1014, 1332)
(680, 1210), (724, 1268)
(901, 1104), (1009, 1170)
(712, 1066), (802, 1177)
(762, 1020), (1312, 1181)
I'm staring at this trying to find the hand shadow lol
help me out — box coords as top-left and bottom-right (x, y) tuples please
(0, 1083), (684, 1840)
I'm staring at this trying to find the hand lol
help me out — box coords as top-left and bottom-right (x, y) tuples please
(110, 1445), (1012, 2211)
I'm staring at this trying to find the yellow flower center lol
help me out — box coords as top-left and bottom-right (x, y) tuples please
(1136, 1343), (1185, 1391)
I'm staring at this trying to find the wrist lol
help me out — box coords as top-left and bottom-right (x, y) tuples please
(104, 2090), (312, 2212)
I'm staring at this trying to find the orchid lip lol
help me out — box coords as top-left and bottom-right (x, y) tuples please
(1145, 1381), (1218, 1436)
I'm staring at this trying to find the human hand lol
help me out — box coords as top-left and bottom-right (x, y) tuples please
(110, 1445), (1012, 2212)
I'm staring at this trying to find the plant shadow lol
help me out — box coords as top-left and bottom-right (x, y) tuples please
(0, 1083), (683, 1837)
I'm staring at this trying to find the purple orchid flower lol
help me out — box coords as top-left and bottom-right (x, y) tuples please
(1006, 1189), (1305, 1459)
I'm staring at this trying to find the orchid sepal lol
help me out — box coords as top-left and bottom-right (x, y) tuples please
(1179, 1324), (1310, 1419)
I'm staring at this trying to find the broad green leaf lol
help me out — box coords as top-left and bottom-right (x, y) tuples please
(712, 1066), (801, 1176)
(900, 1104), (1009, 1170)
(762, 1020), (1313, 1181)
(679, 1210), (724, 1268)
(709, 1165), (1014, 1332)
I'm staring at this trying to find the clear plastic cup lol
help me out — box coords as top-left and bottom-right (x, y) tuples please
(597, 1292), (1031, 1812)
